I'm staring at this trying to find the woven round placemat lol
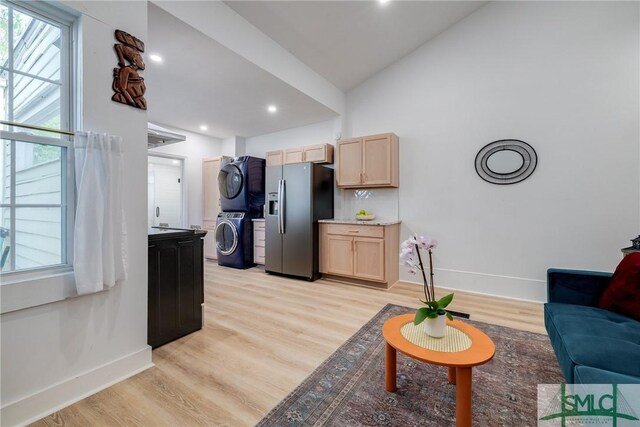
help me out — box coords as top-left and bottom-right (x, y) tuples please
(400, 322), (472, 353)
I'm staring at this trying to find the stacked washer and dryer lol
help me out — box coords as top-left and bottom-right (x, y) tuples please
(215, 156), (266, 269)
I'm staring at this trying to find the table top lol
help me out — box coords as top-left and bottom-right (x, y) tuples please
(382, 314), (495, 368)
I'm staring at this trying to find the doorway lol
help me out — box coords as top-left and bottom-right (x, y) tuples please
(148, 154), (185, 228)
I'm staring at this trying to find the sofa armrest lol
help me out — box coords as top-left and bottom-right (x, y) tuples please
(547, 268), (612, 306)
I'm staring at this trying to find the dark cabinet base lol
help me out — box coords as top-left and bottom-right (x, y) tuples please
(148, 230), (206, 349)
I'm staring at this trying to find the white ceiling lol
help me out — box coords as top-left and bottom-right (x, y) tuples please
(226, 1), (487, 91)
(146, 3), (338, 139)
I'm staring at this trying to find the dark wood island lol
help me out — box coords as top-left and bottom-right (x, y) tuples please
(148, 227), (207, 348)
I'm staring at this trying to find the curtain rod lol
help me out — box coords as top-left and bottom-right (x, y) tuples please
(0, 120), (75, 136)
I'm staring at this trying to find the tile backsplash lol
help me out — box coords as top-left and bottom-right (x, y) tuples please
(336, 188), (399, 221)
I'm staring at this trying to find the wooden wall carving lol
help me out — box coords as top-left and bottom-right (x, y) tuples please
(111, 29), (147, 110)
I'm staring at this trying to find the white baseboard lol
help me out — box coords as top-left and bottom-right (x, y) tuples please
(1, 346), (153, 427)
(401, 267), (547, 303)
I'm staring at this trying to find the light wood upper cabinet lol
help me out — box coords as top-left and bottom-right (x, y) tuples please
(284, 147), (304, 164)
(336, 133), (398, 188)
(282, 143), (334, 165)
(304, 143), (334, 163)
(336, 138), (363, 187)
(266, 150), (284, 167)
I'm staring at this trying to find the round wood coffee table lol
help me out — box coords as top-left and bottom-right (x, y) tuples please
(382, 314), (495, 427)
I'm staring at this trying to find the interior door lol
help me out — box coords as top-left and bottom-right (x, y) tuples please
(148, 156), (183, 227)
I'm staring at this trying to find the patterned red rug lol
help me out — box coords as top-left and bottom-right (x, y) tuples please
(256, 304), (563, 426)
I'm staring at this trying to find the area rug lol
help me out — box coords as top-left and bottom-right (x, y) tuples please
(256, 304), (563, 427)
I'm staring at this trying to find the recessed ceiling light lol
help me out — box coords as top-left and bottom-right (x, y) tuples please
(149, 54), (163, 62)
(379, 0), (390, 4)
(200, 125), (208, 131)
(267, 105), (278, 113)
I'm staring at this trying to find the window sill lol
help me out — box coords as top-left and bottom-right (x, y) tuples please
(0, 268), (84, 314)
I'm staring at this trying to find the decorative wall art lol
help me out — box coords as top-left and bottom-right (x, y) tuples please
(475, 139), (538, 185)
(111, 29), (147, 110)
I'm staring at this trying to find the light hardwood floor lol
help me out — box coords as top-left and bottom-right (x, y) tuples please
(33, 262), (545, 426)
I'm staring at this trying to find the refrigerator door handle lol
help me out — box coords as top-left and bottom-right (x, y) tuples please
(280, 179), (286, 234)
(277, 179), (283, 234)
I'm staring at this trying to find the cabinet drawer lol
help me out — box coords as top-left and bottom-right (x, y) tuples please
(253, 221), (265, 231)
(254, 230), (265, 247)
(324, 223), (384, 238)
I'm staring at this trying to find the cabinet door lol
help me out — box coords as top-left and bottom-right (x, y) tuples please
(336, 138), (362, 187)
(177, 238), (203, 331)
(203, 157), (222, 222)
(303, 144), (332, 163)
(148, 240), (179, 348)
(266, 150), (284, 167)
(326, 235), (354, 276)
(362, 134), (392, 186)
(284, 148), (304, 164)
(354, 237), (385, 282)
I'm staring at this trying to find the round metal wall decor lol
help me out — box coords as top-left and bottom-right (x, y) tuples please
(475, 139), (537, 185)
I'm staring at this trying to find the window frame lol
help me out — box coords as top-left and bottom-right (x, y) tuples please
(0, 0), (78, 310)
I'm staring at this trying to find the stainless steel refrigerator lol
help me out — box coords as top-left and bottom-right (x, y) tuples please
(265, 163), (334, 280)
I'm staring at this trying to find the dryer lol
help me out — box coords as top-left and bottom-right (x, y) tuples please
(215, 212), (254, 269)
(218, 156), (265, 213)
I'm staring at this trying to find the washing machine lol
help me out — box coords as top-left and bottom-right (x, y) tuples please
(215, 212), (254, 269)
(218, 156), (265, 213)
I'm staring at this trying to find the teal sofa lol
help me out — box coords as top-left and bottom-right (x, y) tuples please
(544, 268), (640, 384)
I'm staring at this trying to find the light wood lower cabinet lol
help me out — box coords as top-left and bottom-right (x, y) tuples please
(253, 220), (265, 265)
(203, 220), (217, 259)
(320, 223), (399, 288)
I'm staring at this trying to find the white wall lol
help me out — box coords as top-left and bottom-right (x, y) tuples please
(149, 124), (222, 227)
(0, 2), (152, 425)
(347, 1), (640, 301)
(221, 136), (246, 157)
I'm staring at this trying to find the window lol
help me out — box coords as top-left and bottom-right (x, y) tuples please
(0, 1), (74, 275)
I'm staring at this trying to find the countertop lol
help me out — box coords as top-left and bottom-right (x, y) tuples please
(318, 219), (401, 226)
(251, 218), (265, 222)
(148, 227), (207, 241)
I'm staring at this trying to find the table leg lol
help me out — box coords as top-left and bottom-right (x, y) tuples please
(456, 367), (472, 427)
(448, 367), (456, 384)
(385, 342), (397, 392)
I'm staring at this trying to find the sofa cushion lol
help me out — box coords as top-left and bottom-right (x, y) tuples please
(599, 253), (640, 321)
(574, 365), (640, 384)
(545, 303), (640, 383)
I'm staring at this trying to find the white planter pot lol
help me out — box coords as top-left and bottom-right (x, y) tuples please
(423, 314), (447, 338)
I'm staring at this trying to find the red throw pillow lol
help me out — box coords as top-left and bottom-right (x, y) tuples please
(598, 252), (640, 320)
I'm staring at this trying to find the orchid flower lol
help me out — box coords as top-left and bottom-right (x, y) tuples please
(399, 234), (437, 302)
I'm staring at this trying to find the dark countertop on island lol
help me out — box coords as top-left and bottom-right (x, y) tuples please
(148, 227), (208, 241)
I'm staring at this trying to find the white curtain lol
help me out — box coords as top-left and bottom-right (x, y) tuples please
(74, 132), (127, 295)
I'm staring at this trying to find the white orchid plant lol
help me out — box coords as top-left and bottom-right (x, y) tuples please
(400, 235), (454, 325)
